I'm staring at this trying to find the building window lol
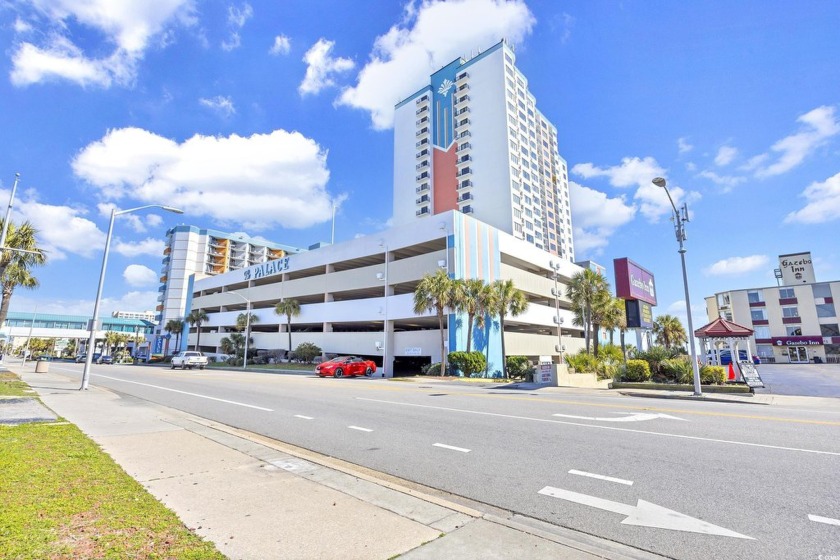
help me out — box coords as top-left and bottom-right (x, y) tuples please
(756, 345), (774, 358)
(812, 283), (832, 298)
(754, 326), (771, 339)
(786, 326), (802, 336)
(750, 309), (767, 321)
(747, 291), (763, 303)
(779, 287), (795, 299)
(717, 293), (730, 307)
(782, 306), (799, 318)
(816, 303), (836, 317)
(820, 324), (840, 337)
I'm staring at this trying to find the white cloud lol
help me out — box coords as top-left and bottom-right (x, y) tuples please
(337, 0), (535, 129)
(299, 39), (355, 96)
(270, 34), (291, 55)
(123, 264), (158, 286)
(9, 0), (196, 87)
(705, 255), (769, 276)
(221, 3), (253, 51)
(677, 137), (693, 154)
(750, 105), (840, 178)
(72, 127), (337, 230)
(14, 18), (33, 33)
(569, 182), (635, 255)
(13, 196), (104, 259)
(199, 95), (236, 117)
(571, 156), (693, 221)
(783, 171), (840, 224)
(714, 145), (738, 166)
(113, 237), (166, 257)
(696, 170), (746, 192)
(10, 290), (161, 316)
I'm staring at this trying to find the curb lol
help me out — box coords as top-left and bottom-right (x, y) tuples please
(617, 390), (769, 405)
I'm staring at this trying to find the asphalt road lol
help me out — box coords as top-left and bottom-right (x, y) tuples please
(46, 362), (840, 560)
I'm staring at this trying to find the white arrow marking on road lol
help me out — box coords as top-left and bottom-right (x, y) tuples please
(809, 514), (840, 526)
(294, 415), (314, 420)
(552, 412), (687, 422)
(569, 470), (633, 486)
(538, 486), (753, 539)
(433, 443), (471, 453)
(348, 425), (373, 432)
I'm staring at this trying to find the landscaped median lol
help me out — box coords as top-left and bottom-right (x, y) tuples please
(610, 382), (752, 393)
(0, 372), (224, 560)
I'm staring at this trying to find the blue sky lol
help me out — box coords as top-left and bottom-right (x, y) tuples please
(1, 0), (839, 334)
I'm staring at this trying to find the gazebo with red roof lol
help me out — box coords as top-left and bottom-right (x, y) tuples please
(694, 317), (755, 380)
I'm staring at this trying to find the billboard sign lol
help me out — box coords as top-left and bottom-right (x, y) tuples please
(614, 258), (657, 306)
(625, 300), (654, 329)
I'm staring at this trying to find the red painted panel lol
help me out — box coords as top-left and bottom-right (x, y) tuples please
(433, 144), (458, 214)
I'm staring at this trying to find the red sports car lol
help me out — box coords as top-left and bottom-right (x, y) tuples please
(315, 356), (377, 378)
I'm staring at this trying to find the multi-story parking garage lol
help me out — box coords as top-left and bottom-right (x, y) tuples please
(184, 210), (586, 376)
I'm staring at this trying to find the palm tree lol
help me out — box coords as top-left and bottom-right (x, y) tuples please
(413, 269), (456, 375)
(565, 269), (610, 354)
(589, 289), (614, 358)
(0, 220), (46, 328)
(0, 261), (39, 328)
(452, 278), (487, 353)
(274, 299), (301, 352)
(653, 314), (687, 349)
(187, 308), (209, 351)
(236, 311), (258, 359)
(490, 279), (528, 378)
(165, 319), (183, 354)
(475, 283), (498, 377)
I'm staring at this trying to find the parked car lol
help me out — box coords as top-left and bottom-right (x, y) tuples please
(706, 350), (761, 365)
(315, 356), (376, 378)
(74, 353), (112, 364)
(170, 351), (209, 370)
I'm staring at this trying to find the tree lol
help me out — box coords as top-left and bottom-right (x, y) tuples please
(653, 314), (687, 349)
(413, 269), (456, 375)
(104, 331), (121, 356)
(0, 221), (46, 328)
(489, 279), (528, 378)
(0, 261), (39, 330)
(274, 299), (301, 352)
(565, 269), (610, 354)
(588, 289), (614, 358)
(165, 319), (183, 354)
(293, 342), (321, 363)
(236, 311), (259, 356)
(452, 278), (487, 353)
(187, 308), (209, 351)
(474, 282), (498, 376)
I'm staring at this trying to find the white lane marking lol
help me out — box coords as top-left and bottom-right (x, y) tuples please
(357, 397), (840, 457)
(569, 469), (633, 486)
(809, 514), (840, 526)
(348, 425), (373, 432)
(554, 412), (686, 422)
(538, 486), (753, 539)
(94, 374), (273, 411)
(294, 415), (314, 420)
(433, 443), (471, 453)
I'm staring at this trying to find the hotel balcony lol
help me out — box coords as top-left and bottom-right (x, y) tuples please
(416, 183), (430, 194)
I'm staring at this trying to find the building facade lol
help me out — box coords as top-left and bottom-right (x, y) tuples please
(393, 40), (574, 260)
(157, 225), (304, 334)
(705, 253), (840, 364)
(112, 310), (156, 321)
(186, 211), (585, 376)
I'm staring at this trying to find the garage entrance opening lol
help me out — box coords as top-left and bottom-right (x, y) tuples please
(392, 356), (430, 377)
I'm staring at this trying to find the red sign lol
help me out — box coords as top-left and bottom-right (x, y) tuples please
(614, 258), (657, 305)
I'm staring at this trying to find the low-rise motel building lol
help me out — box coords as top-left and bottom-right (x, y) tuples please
(182, 210), (587, 376)
(705, 252), (840, 364)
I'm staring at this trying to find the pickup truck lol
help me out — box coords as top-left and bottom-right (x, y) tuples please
(170, 351), (208, 370)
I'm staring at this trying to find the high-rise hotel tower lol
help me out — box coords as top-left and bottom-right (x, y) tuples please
(393, 40), (574, 260)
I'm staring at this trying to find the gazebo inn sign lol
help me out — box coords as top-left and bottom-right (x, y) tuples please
(772, 336), (821, 346)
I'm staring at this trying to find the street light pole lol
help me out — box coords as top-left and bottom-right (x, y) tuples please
(81, 204), (183, 390)
(0, 172), (20, 252)
(653, 177), (701, 396)
(227, 291), (251, 370)
(377, 240), (389, 378)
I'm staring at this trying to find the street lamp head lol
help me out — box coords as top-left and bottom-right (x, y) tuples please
(652, 177), (667, 189)
(162, 206), (184, 214)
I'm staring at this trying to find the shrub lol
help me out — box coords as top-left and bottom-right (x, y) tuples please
(698, 365), (726, 385)
(565, 351), (599, 373)
(597, 344), (624, 363)
(449, 351), (487, 377)
(422, 362), (450, 376)
(660, 357), (692, 383)
(623, 359), (651, 382)
(293, 342), (321, 363)
(595, 361), (619, 381)
(505, 355), (532, 380)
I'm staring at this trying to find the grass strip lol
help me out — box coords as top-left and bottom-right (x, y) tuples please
(0, 371), (33, 397)
(0, 388), (224, 559)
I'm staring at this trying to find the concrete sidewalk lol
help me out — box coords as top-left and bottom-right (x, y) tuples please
(6, 365), (661, 560)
